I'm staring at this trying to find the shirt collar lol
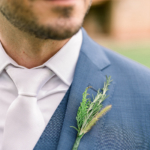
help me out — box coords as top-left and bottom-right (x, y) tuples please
(44, 29), (83, 85)
(0, 29), (83, 86)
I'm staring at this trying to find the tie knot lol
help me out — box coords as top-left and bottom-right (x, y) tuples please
(5, 66), (54, 96)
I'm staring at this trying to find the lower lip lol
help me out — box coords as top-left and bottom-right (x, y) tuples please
(44, 0), (76, 6)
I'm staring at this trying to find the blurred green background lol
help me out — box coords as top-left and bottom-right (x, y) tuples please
(83, 0), (150, 68)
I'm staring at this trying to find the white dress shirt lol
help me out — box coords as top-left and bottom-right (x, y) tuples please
(0, 29), (83, 149)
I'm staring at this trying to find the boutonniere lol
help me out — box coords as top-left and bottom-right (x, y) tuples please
(71, 76), (112, 150)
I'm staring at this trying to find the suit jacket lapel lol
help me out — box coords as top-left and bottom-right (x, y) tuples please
(57, 28), (114, 150)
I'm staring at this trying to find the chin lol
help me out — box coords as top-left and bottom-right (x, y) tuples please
(34, 18), (83, 40)
(36, 25), (82, 40)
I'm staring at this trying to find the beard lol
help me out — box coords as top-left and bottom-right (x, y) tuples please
(0, 1), (91, 40)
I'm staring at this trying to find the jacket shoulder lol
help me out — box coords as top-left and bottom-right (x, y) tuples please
(98, 45), (150, 100)
(102, 46), (150, 78)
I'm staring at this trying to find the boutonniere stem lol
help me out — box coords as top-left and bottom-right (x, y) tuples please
(71, 76), (112, 150)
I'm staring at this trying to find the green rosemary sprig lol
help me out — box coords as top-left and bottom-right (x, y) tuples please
(71, 76), (112, 150)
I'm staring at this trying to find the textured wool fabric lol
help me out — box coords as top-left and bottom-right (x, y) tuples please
(56, 29), (150, 150)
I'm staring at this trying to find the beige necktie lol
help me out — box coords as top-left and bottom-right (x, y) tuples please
(2, 66), (54, 150)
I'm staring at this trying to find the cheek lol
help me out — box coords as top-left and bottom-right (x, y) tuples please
(1, 0), (29, 13)
(74, 1), (87, 14)
(76, 0), (91, 14)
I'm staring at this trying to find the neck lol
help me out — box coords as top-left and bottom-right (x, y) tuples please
(0, 13), (70, 69)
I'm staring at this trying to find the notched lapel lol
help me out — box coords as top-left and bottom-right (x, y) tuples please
(57, 29), (115, 150)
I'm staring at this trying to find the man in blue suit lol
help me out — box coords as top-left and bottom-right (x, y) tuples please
(0, 0), (150, 150)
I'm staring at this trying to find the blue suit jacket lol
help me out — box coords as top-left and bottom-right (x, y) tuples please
(41, 28), (150, 149)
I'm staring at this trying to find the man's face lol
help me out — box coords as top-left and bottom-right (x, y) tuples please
(0, 0), (92, 40)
